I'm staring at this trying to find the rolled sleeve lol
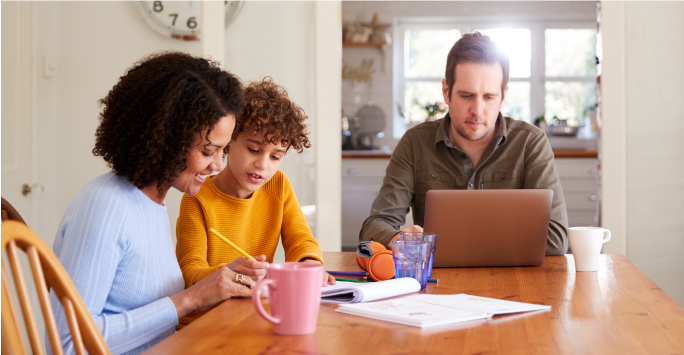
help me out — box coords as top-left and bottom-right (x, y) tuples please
(360, 131), (415, 248)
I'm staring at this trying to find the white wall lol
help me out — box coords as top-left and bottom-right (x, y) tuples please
(623, 1), (684, 306)
(52, 2), (199, 249)
(30, 1), (317, 248)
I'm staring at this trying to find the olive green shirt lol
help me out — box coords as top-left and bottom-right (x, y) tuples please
(359, 113), (569, 255)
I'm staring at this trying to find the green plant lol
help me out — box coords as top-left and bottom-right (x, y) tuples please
(424, 102), (447, 119)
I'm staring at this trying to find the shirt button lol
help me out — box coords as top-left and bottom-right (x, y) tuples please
(460, 154), (466, 159)
(468, 181), (473, 187)
(431, 173), (438, 179)
(500, 173), (506, 180)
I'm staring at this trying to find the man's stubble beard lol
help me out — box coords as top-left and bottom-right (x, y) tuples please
(454, 117), (495, 142)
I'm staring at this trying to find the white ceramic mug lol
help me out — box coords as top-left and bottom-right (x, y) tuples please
(569, 227), (611, 272)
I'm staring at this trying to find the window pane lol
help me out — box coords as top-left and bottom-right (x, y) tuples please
(477, 28), (531, 78)
(545, 29), (597, 77)
(404, 81), (445, 123)
(406, 29), (461, 78)
(500, 81), (531, 122)
(545, 81), (596, 126)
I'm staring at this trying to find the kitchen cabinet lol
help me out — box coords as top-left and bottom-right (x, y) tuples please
(555, 158), (600, 227)
(341, 158), (388, 251)
(341, 158), (415, 251)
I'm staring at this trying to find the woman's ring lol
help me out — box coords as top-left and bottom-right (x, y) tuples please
(235, 273), (246, 284)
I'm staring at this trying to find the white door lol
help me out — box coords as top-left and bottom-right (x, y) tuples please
(1, 2), (33, 225)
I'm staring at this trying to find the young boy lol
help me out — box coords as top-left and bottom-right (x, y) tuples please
(175, 78), (334, 326)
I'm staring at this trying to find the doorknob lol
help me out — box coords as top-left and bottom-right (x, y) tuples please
(21, 183), (44, 196)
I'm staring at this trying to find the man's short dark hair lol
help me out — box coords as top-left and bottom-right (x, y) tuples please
(445, 32), (510, 98)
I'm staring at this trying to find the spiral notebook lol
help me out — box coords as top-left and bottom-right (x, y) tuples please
(321, 278), (422, 304)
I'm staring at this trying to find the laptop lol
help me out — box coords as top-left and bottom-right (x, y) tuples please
(424, 189), (552, 267)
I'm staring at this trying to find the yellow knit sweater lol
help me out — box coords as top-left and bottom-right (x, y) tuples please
(175, 171), (324, 325)
(176, 170), (324, 286)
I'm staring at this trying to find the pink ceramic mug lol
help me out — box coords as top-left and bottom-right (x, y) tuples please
(252, 262), (323, 335)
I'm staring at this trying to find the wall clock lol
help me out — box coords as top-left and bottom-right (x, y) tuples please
(138, 1), (243, 41)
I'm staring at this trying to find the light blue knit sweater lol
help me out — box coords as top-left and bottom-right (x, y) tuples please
(49, 172), (184, 354)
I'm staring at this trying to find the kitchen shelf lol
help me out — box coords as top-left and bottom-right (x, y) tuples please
(342, 41), (391, 72)
(342, 41), (389, 47)
(553, 150), (598, 158)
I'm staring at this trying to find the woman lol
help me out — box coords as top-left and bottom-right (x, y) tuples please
(49, 52), (251, 355)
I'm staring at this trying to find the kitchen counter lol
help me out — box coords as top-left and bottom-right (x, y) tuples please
(342, 152), (392, 159)
(342, 150), (598, 159)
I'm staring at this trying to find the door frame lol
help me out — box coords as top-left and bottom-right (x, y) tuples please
(313, 1), (342, 252)
(598, 1), (627, 255)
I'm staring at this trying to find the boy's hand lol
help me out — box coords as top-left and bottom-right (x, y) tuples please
(301, 259), (336, 287)
(227, 255), (268, 280)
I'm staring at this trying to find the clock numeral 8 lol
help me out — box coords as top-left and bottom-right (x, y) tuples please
(187, 16), (197, 29)
(153, 1), (163, 12)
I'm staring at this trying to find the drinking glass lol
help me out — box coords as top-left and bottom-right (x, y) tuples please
(389, 240), (431, 289)
(399, 233), (437, 277)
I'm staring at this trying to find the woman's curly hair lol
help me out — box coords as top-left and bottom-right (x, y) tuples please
(93, 51), (244, 196)
(234, 77), (311, 153)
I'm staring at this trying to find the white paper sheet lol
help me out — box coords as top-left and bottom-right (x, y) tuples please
(335, 294), (551, 328)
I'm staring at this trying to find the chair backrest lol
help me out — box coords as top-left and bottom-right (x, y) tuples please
(1, 198), (27, 225)
(1, 220), (110, 355)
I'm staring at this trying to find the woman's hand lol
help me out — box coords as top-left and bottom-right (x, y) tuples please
(227, 255), (269, 280)
(300, 259), (336, 286)
(170, 265), (255, 319)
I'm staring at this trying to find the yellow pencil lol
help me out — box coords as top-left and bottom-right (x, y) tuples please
(208, 228), (256, 260)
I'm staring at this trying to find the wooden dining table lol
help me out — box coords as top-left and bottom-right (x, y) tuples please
(145, 252), (684, 354)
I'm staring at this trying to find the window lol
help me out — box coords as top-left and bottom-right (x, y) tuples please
(393, 18), (597, 138)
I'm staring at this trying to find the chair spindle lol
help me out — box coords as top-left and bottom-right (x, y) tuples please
(27, 246), (64, 355)
(6, 239), (44, 354)
(63, 297), (86, 355)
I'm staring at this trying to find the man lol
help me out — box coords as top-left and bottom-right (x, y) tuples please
(359, 32), (568, 255)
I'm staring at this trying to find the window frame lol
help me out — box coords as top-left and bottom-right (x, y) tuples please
(392, 16), (597, 139)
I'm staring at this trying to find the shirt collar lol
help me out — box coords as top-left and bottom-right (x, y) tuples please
(436, 112), (508, 149)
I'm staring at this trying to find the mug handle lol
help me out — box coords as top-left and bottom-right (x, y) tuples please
(252, 279), (281, 325)
(602, 229), (612, 244)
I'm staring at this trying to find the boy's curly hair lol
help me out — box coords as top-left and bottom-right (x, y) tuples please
(93, 51), (244, 196)
(234, 77), (311, 153)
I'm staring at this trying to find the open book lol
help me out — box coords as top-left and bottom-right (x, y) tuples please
(321, 278), (421, 304)
(335, 294), (551, 328)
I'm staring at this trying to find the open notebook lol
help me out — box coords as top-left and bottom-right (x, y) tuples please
(321, 278), (421, 304)
(335, 294), (551, 328)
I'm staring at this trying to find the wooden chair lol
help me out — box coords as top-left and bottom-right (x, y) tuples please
(1, 220), (110, 355)
(1, 197), (27, 225)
